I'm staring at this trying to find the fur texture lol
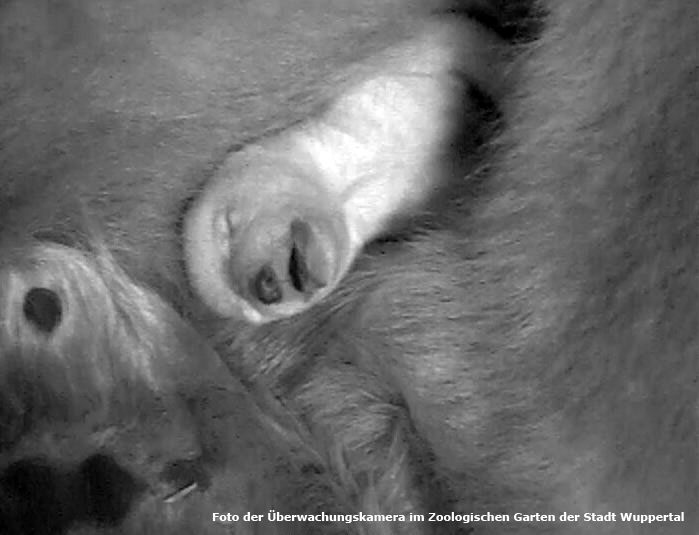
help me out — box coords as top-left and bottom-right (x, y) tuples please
(0, 0), (696, 534)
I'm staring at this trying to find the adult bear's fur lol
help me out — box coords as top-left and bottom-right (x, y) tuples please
(0, 0), (696, 534)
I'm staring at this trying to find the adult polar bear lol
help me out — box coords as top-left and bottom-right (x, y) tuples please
(0, 2), (511, 533)
(1, 1), (697, 535)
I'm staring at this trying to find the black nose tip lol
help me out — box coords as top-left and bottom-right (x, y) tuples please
(0, 455), (144, 534)
(23, 287), (62, 334)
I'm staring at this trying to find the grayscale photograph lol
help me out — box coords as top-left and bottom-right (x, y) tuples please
(0, 1), (696, 534)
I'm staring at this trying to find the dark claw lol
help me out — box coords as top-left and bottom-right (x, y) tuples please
(160, 458), (210, 503)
